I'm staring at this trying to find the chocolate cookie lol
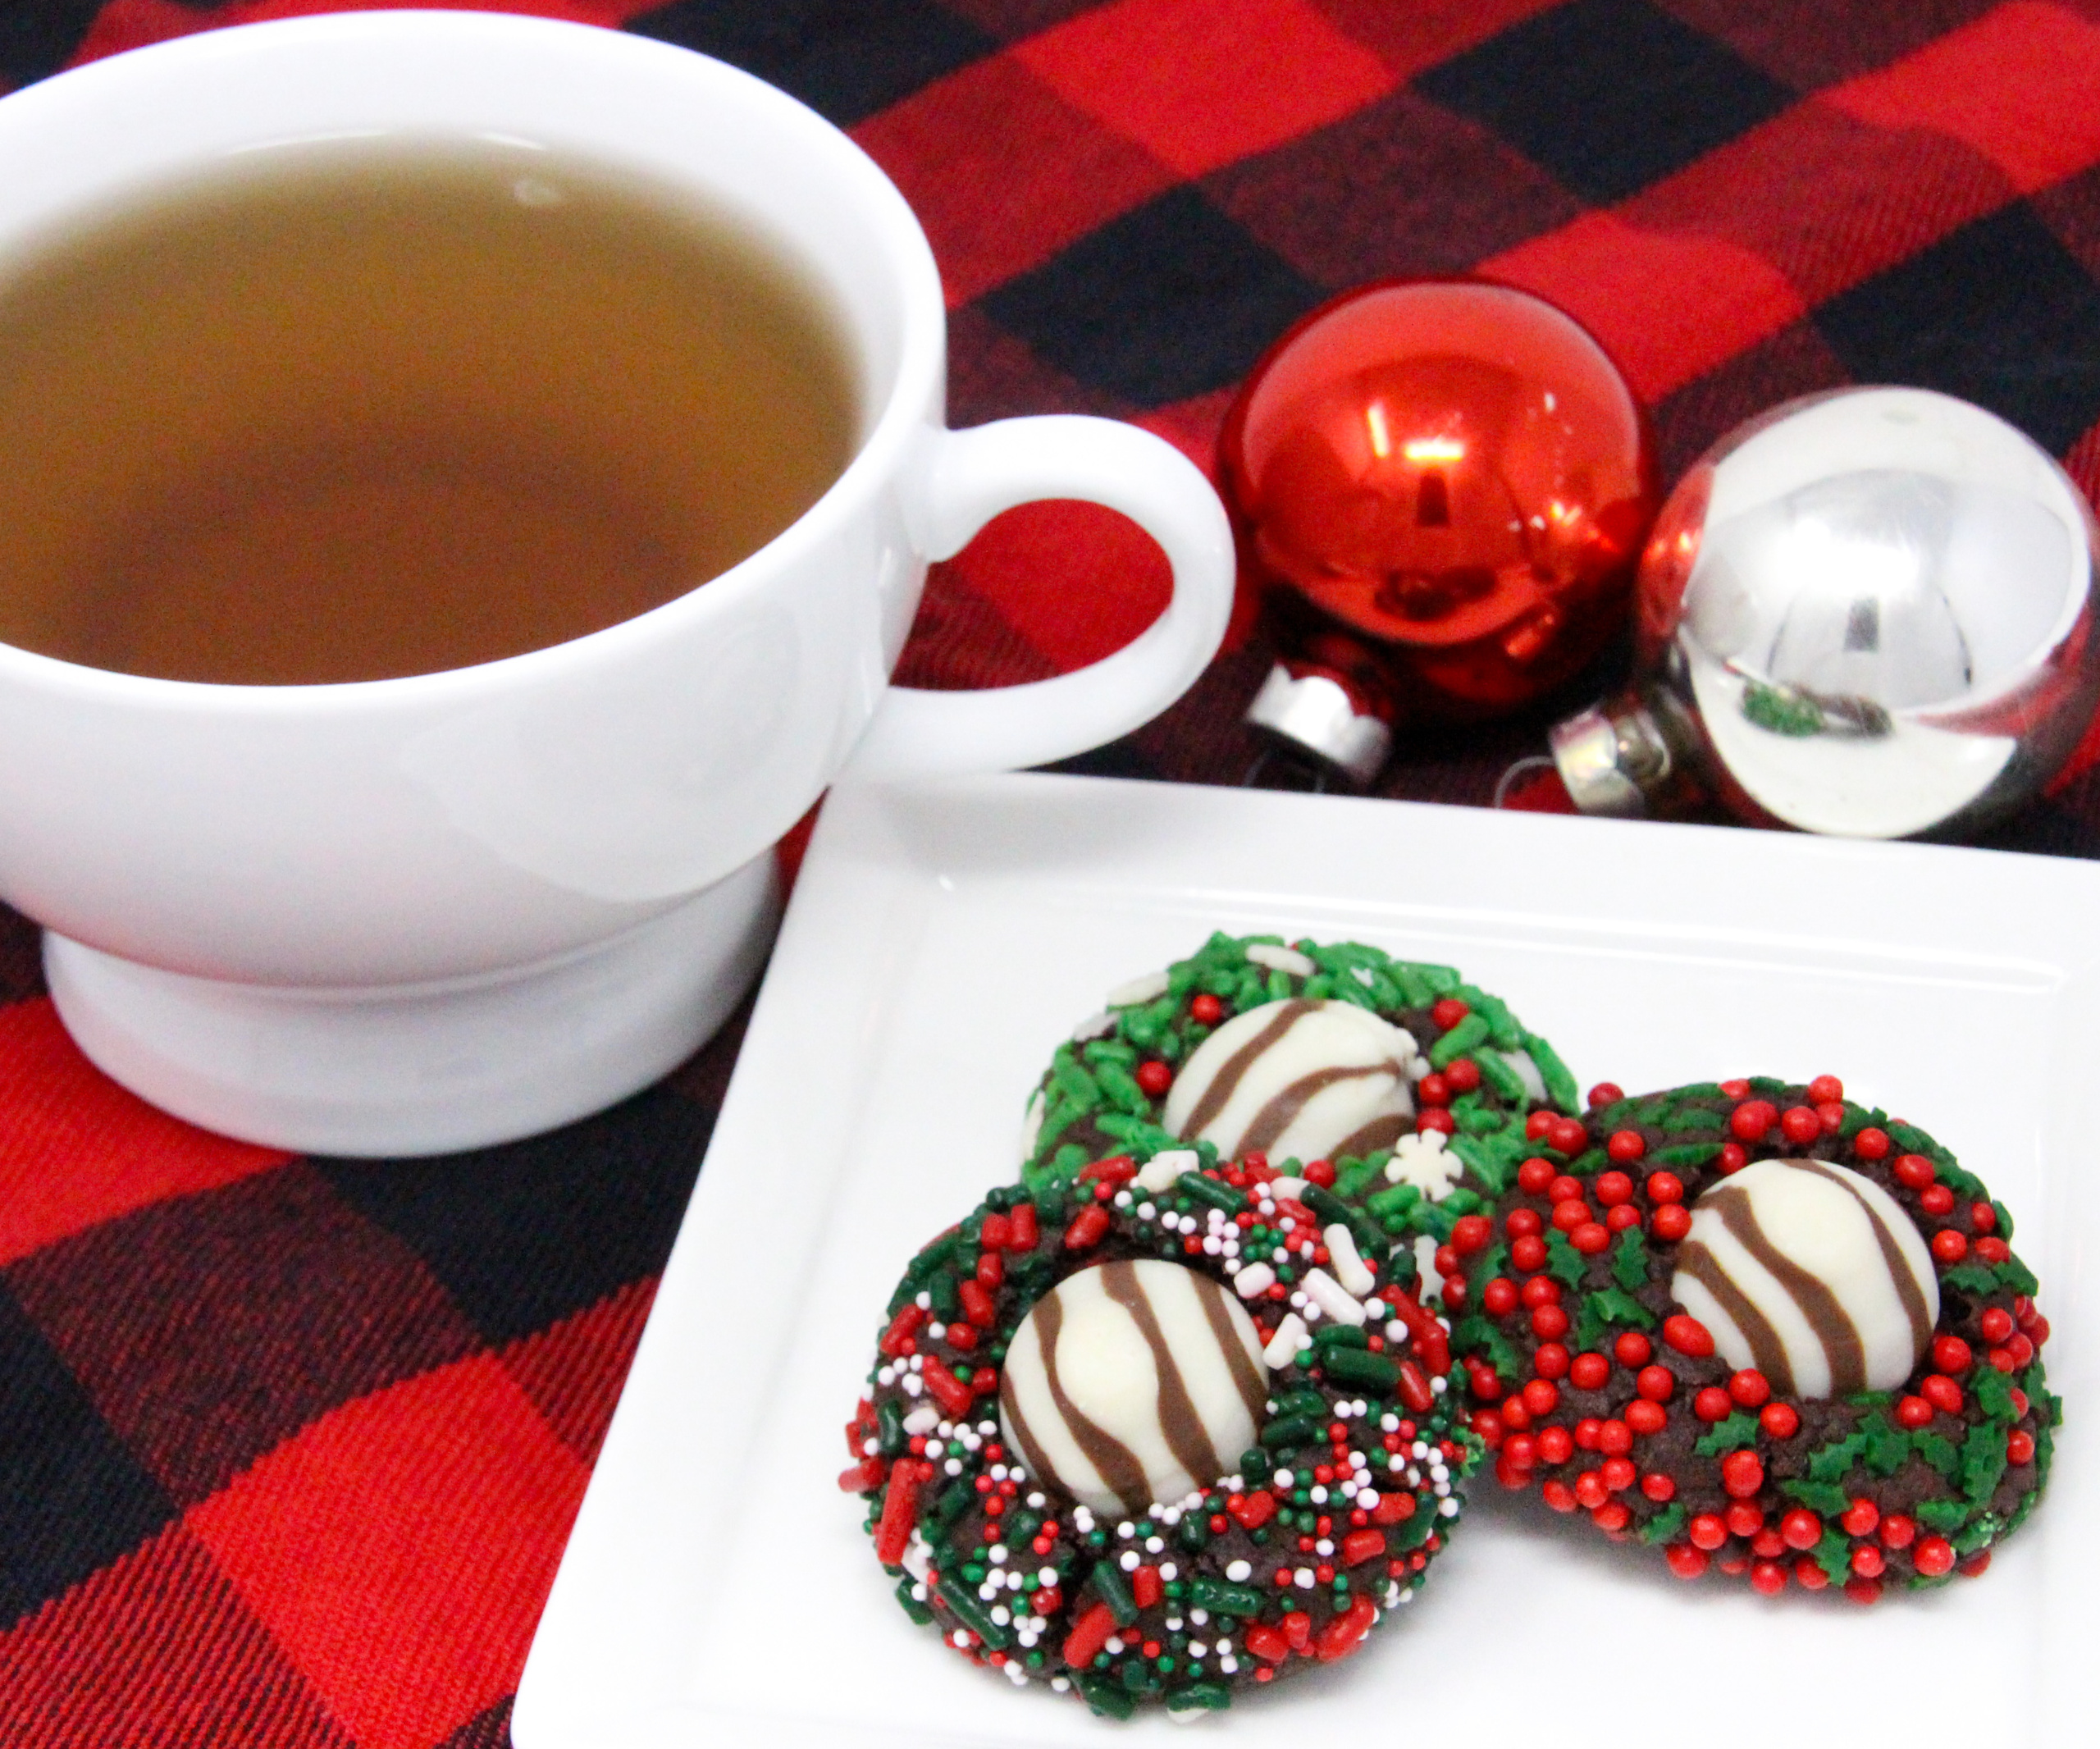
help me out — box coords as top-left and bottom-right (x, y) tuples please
(846, 1139), (1481, 1717)
(1445, 1075), (2060, 1599)
(1022, 936), (1581, 1254)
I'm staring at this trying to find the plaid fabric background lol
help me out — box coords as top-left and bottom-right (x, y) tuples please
(5, 2), (2100, 1742)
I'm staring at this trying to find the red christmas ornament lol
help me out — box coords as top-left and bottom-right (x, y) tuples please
(1221, 280), (1657, 783)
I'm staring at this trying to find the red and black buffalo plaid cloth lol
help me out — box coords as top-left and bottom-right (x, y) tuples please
(7, 2), (2100, 1742)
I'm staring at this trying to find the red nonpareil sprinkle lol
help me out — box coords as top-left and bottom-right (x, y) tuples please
(1728, 1369), (1771, 1408)
(1229, 1490), (1277, 1530)
(1568, 1221), (1609, 1254)
(1893, 1153), (1935, 1190)
(1913, 1537), (1956, 1578)
(1482, 1277), (1519, 1317)
(1416, 1108), (1457, 1137)
(1719, 1142), (1748, 1175)
(1970, 1200), (1997, 1233)
(1664, 1542), (1709, 1579)
(1616, 1331), (1653, 1368)
(1816, 1102), (1846, 1135)
(1780, 1509), (1821, 1550)
(1896, 1395), (1934, 1428)
(1931, 1229), (1969, 1263)
(1721, 1451), (1764, 1498)
(1517, 1158), (1556, 1195)
(1531, 1304), (1569, 1341)
(1933, 1333), (1973, 1374)
(1304, 1157), (1337, 1187)
(1526, 1111), (1559, 1142)
(1807, 1074), (1843, 1104)
(1007, 1203), (1039, 1249)
(1637, 1365), (1674, 1402)
(1522, 1275), (1562, 1307)
(1853, 1126), (1891, 1161)
(1719, 1079), (1750, 1098)
(1596, 1170), (1635, 1206)
(1431, 997), (1471, 1030)
(1189, 993), (1225, 1025)
(1730, 1100), (1778, 1142)
(1450, 1214), (1492, 1255)
(2008, 1428), (2037, 1464)
(1587, 1080), (1624, 1108)
(1687, 1513), (1728, 1550)
(1750, 1560), (1788, 1596)
(879, 1304), (925, 1358)
(1135, 1060), (1173, 1097)
(1522, 1378), (1559, 1418)
(1920, 1374), (1964, 1415)
(1443, 1057), (1481, 1094)
(1841, 1497), (1879, 1537)
(1063, 1205), (1111, 1250)
(1645, 1170), (1684, 1205)
(1547, 1117), (1589, 1155)
(1760, 1402), (1800, 1439)
(1626, 1400), (1667, 1436)
(1976, 1236), (2011, 1263)
(1534, 1343), (1570, 1380)
(1919, 1184), (1955, 1216)
(1570, 1352), (1610, 1391)
(1724, 1501), (1764, 1539)
(1606, 1130), (1646, 1164)
(1779, 1105), (1821, 1144)
(1651, 1204), (1691, 1243)
(1641, 1470), (1676, 1501)
(1879, 1514), (1916, 1550)
(1536, 1424), (1573, 1464)
(1541, 1480), (1579, 1513)
(1062, 1602), (1118, 1668)
(1980, 1306), (2016, 1343)
(1416, 1073), (1451, 1108)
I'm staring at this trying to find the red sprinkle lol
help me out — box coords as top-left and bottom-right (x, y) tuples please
(874, 1458), (930, 1564)
(1007, 1203), (1039, 1249)
(1913, 1537), (1956, 1578)
(1730, 1100), (1778, 1142)
(1063, 1205), (1111, 1250)
(1189, 993), (1226, 1025)
(1665, 1542), (1710, 1579)
(921, 1357), (975, 1418)
(1651, 1204), (1692, 1243)
(1894, 1153), (1936, 1190)
(1316, 1596), (1376, 1662)
(1626, 1400), (1667, 1436)
(1853, 1126), (1891, 1161)
(1587, 1081), (1625, 1109)
(1760, 1403), (1800, 1439)
(1721, 1451), (1764, 1498)
(879, 1303), (926, 1358)
(1728, 1369), (1772, 1408)
(1131, 1565), (1162, 1609)
(1806, 1074), (1843, 1104)
(1931, 1229), (1969, 1263)
(1063, 1601), (1118, 1668)
(1342, 1528), (1388, 1566)
(1080, 1154), (1137, 1186)
(1135, 1060), (1173, 1097)
(1645, 1171), (1685, 1205)
(1605, 1131), (1646, 1165)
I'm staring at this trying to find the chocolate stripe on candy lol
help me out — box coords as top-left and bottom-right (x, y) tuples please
(1164, 998), (1417, 1168)
(999, 1261), (1268, 1518)
(1669, 1158), (1938, 1398)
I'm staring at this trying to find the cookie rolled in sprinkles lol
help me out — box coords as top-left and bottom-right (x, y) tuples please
(1445, 1075), (2060, 1599)
(1023, 933), (1581, 1197)
(847, 1140), (1481, 1717)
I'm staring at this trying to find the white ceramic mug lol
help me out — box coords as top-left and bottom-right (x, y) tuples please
(0, 11), (1233, 1156)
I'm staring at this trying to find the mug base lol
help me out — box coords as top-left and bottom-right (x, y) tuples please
(42, 853), (781, 1158)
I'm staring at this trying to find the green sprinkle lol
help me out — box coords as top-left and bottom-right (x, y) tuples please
(1173, 1682), (1232, 1713)
(895, 1577), (933, 1624)
(1079, 1676), (1135, 1719)
(1545, 1227), (1586, 1288)
(1429, 1014), (1491, 1067)
(1322, 1346), (1402, 1390)
(1638, 1501), (1687, 1546)
(937, 1578), (1011, 1649)
(1806, 1432), (1869, 1483)
(1692, 1410), (1761, 1456)
(1781, 1477), (1851, 1515)
(1611, 1228), (1650, 1292)
(1091, 1560), (1139, 1626)
(1180, 1174), (1247, 1215)
(1524, 1034), (1581, 1113)
(1262, 1413), (1322, 1450)
(1191, 1577), (1266, 1616)
(1469, 1048), (1527, 1103)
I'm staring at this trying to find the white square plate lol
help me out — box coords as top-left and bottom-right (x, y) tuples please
(516, 773), (2095, 1749)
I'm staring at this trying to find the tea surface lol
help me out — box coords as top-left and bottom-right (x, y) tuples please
(0, 139), (858, 683)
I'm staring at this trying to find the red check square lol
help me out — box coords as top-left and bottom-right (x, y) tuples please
(1016, 0), (1394, 177)
(187, 1357), (588, 1749)
(1481, 211), (1808, 401)
(0, 1001), (291, 1267)
(500, 1277), (656, 1464)
(1828, 2), (2100, 195)
(0, 1523), (352, 1749)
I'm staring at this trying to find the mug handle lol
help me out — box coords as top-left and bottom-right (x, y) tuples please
(838, 414), (1235, 779)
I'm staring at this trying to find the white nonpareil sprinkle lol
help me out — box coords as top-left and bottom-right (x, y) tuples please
(1440, 1497), (1461, 1517)
(1294, 1568), (1316, 1589)
(1325, 1226), (1377, 1297)
(1246, 942), (1316, 978)
(1262, 1314), (1308, 1368)
(1303, 1267), (1367, 1327)
(1136, 1147), (1200, 1192)
(1120, 1550), (1141, 1571)
(1273, 1469), (1295, 1489)
(1226, 1559), (1252, 1582)
(1268, 1176), (1309, 1202)
(900, 1372), (924, 1397)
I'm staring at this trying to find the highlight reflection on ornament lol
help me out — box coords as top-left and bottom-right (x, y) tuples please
(1221, 279), (1656, 782)
(1552, 386), (2100, 839)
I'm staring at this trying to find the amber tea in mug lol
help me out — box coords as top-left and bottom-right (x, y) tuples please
(0, 137), (859, 686)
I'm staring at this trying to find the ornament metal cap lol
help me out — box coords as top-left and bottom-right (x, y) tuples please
(1245, 662), (1394, 788)
(1548, 687), (1707, 822)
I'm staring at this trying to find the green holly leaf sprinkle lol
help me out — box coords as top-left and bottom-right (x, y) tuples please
(1693, 1410), (1760, 1456)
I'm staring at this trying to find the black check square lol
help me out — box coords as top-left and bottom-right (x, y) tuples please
(1816, 203), (2100, 456)
(980, 187), (1325, 407)
(1417, 0), (1795, 207)
(0, 1285), (174, 1629)
(0, 0), (100, 89)
(626, 0), (998, 127)
(322, 1089), (713, 1347)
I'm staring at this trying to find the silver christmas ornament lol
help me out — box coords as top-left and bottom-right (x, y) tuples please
(1551, 386), (2100, 838)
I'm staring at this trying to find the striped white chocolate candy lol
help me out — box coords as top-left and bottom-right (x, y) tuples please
(1162, 998), (1417, 1166)
(1670, 1158), (1939, 1398)
(999, 1260), (1267, 1518)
